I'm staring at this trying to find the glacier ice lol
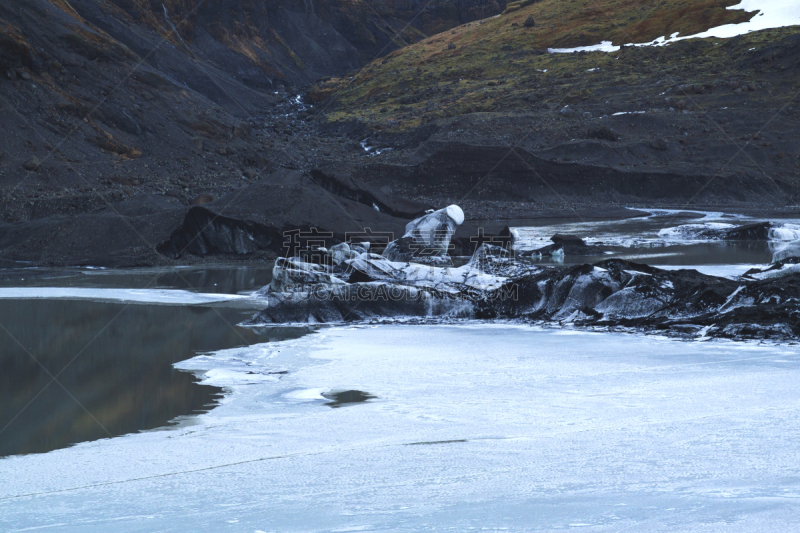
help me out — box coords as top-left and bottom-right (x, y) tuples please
(657, 223), (736, 240)
(382, 204), (464, 263)
(773, 241), (800, 263)
(768, 223), (800, 242)
(0, 287), (249, 304)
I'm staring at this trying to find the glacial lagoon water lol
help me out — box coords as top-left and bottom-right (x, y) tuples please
(504, 209), (800, 266)
(2, 209), (800, 531)
(0, 264), (309, 457)
(0, 263), (274, 293)
(0, 296), (311, 458)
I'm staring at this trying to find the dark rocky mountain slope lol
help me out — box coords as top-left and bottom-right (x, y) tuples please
(1, 0), (799, 267)
(313, 0), (800, 214)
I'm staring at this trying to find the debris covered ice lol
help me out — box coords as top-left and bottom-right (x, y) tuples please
(383, 204), (465, 263)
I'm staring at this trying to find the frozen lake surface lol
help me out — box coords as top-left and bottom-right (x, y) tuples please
(508, 209), (800, 266)
(3, 324), (800, 532)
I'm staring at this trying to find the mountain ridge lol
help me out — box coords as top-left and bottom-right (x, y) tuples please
(1, 0), (799, 266)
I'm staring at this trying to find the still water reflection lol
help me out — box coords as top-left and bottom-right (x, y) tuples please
(0, 263), (274, 294)
(0, 298), (307, 457)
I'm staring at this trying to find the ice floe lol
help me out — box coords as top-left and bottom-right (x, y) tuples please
(773, 240), (800, 263)
(507, 209), (800, 253)
(743, 260), (800, 281)
(383, 204), (464, 263)
(659, 221), (800, 243)
(769, 223), (800, 241)
(658, 222), (737, 240)
(0, 287), (249, 304)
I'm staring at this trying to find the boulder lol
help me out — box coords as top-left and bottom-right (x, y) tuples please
(551, 234), (586, 246)
(23, 156), (40, 171)
(559, 106), (578, 118)
(586, 126), (619, 141)
(190, 194), (214, 206)
(723, 222), (772, 241)
(251, 253), (800, 341)
(156, 206), (283, 258)
(650, 138), (668, 150)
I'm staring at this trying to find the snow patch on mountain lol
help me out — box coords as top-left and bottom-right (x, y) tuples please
(549, 0), (800, 54)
